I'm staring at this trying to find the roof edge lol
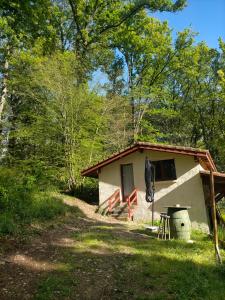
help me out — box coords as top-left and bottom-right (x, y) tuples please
(81, 142), (217, 178)
(81, 144), (138, 177)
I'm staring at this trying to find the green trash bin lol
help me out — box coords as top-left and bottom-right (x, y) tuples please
(166, 205), (191, 241)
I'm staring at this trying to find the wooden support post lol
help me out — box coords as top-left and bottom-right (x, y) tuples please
(210, 171), (222, 264)
(152, 200), (154, 226)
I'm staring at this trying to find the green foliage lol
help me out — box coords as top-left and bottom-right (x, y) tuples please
(218, 226), (225, 242)
(0, 212), (17, 235)
(0, 0), (57, 52)
(6, 50), (132, 190)
(61, 0), (186, 57)
(0, 167), (67, 235)
(121, 25), (225, 170)
(73, 178), (99, 204)
(31, 192), (67, 221)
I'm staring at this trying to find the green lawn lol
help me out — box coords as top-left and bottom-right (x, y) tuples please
(34, 213), (225, 300)
(218, 207), (225, 242)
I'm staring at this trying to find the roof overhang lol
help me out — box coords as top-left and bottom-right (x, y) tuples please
(81, 142), (217, 178)
(200, 171), (225, 195)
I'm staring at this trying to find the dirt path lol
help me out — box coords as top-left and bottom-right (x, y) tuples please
(0, 196), (143, 300)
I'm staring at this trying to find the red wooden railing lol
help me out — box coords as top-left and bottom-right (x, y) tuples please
(108, 189), (121, 213)
(126, 189), (138, 220)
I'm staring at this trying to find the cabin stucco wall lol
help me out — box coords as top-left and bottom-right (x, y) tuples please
(98, 150), (209, 232)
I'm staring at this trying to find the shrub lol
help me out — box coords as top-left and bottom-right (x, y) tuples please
(0, 213), (17, 235)
(73, 178), (99, 204)
(0, 167), (67, 235)
(31, 193), (66, 220)
(218, 225), (225, 241)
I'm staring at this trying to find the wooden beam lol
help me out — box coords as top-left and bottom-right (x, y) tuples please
(210, 171), (222, 264)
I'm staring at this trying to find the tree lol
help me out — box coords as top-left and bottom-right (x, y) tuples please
(0, 0), (58, 120)
(138, 37), (225, 170)
(107, 12), (196, 139)
(6, 51), (132, 189)
(65, 0), (186, 56)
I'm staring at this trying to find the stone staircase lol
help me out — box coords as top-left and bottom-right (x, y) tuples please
(109, 203), (129, 221)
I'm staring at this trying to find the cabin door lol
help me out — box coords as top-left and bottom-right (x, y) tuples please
(121, 164), (134, 201)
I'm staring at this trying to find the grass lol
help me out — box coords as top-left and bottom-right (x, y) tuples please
(218, 207), (225, 242)
(0, 167), (69, 236)
(218, 225), (225, 242)
(1, 183), (224, 299)
(0, 191), (68, 235)
(35, 273), (76, 300)
(221, 210), (225, 221)
(34, 220), (225, 300)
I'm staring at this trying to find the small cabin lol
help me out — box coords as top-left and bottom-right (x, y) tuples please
(81, 142), (225, 232)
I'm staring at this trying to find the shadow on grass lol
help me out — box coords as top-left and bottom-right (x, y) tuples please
(0, 200), (225, 300)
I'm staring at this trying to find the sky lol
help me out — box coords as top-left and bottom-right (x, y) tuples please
(91, 0), (225, 88)
(153, 0), (225, 48)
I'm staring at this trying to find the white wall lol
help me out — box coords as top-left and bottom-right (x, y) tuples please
(98, 150), (209, 232)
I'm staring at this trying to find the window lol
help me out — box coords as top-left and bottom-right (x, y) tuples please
(152, 159), (176, 181)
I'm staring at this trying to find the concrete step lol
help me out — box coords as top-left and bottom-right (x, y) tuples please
(111, 210), (129, 218)
(109, 202), (137, 221)
(113, 207), (129, 214)
(111, 213), (128, 218)
(112, 204), (136, 212)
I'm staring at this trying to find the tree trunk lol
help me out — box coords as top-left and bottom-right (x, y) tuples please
(0, 58), (9, 120)
(125, 54), (135, 142)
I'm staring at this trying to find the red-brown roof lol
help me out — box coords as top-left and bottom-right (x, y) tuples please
(81, 142), (217, 178)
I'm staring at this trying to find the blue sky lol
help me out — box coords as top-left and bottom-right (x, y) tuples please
(153, 0), (225, 48)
